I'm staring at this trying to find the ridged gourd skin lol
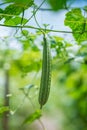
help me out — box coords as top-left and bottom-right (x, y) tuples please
(38, 34), (51, 109)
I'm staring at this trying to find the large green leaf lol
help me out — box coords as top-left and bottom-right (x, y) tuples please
(65, 8), (87, 43)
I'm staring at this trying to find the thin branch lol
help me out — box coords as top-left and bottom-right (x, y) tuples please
(23, 90), (46, 130)
(1, 12), (87, 24)
(0, 23), (87, 34)
(38, 119), (46, 130)
(23, 0), (46, 26)
(20, 7), (25, 33)
(28, 6), (87, 12)
(0, 13), (19, 17)
(33, 6), (45, 34)
(38, 8), (53, 11)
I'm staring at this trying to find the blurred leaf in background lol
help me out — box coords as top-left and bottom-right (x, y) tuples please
(48, 0), (67, 10)
(23, 110), (41, 125)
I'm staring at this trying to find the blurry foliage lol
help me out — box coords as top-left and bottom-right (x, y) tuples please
(0, 35), (41, 76)
(51, 57), (87, 130)
(0, 33), (87, 130)
(0, 106), (9, 115)
(50, 35), (68, 58)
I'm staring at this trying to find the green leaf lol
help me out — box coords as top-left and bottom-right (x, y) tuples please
(65, 8), (87, 43)
(4, 4), (23, 20)
(48, 0), (67, 11)
(4, 0), (34, 8)
(0, 106), (9, 114)
(22, 30), (29, 36)
(23, 110), (42, 125)
(4, 17), (28, 25)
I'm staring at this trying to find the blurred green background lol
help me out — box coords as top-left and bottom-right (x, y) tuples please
(0, 33), (87, 130)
